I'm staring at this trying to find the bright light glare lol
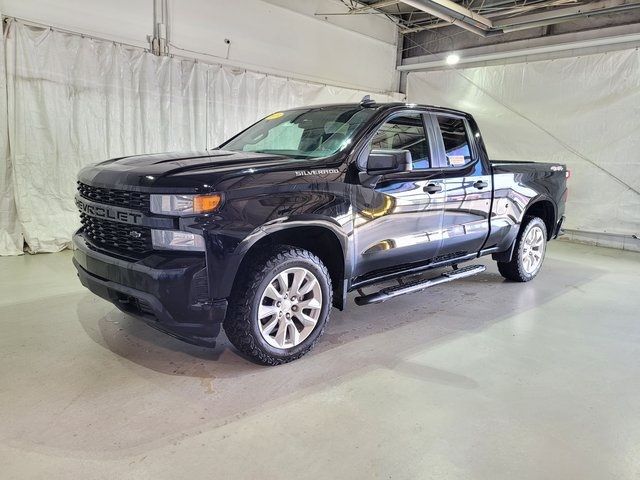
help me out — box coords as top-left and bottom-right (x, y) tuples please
(446, 54), (460, 65)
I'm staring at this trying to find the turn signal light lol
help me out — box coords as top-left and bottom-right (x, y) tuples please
(194, 194), (222, 213)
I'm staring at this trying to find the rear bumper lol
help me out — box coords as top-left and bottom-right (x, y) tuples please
(73, 233), (226, 344)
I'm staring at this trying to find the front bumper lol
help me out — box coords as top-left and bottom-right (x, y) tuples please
(73, 233), (226, 345)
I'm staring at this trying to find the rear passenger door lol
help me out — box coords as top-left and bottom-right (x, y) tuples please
(430, 113), (492, 257)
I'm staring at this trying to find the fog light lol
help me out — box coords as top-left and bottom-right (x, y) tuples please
(151, 230), (205, 251)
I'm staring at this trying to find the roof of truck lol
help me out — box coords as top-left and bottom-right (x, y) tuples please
(278, 102), (471, 118)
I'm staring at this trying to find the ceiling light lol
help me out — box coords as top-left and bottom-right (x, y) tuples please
(446, 54), (460, 65)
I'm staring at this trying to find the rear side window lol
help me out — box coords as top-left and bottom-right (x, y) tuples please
(370, 113), (431, 169)
(437, 116), (472, 167)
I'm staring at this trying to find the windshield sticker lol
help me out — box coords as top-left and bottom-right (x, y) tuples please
(295, 169), (340, 177)
(265, 112), (284, 120)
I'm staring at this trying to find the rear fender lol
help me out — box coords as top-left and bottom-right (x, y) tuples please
(492, 195), (557, 262)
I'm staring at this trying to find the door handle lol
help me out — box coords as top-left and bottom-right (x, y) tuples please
(424, 183), (442, 194)
(473, 180), (488, 189)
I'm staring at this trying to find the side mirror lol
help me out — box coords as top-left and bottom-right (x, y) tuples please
(366, 149), (413, 175)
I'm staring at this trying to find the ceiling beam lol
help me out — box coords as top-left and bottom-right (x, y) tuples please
(400, 0), (577, 34)
(426, 0), (493, 28)
(400, 0), (640, 36)
(487, 0), (579, 19)
(401, 0), (497, 36)
(493, 0), (640, 27)
(348, 0), (402, 13)
(398, 31), (640, 71)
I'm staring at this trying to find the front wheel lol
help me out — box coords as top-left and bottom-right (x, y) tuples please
(497, 216), (548, 282)
(224, 246), (332, 365)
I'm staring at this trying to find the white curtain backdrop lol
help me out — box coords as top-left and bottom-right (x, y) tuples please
(0, 13), (22, 255)
(1, 20), (403, 254)
(407, 50), (640, 237)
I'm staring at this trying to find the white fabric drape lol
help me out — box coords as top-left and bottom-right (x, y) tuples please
(1, 20), (402, 254)
(0, 14), (22, 255)
(407, 50), (640, 236)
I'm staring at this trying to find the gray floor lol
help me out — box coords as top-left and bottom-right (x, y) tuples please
(1, 241), (639, 479)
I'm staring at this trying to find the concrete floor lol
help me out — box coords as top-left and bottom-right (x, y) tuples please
(1, 241), (639, 479)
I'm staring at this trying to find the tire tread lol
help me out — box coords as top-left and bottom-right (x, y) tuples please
(497, 216), (547, 282)
(223, 245), (332, 365)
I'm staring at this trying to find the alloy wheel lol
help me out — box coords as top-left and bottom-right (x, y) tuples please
(257, 267), (323, 349)
(521, 225), (545, 274)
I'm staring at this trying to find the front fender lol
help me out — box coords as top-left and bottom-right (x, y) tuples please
(209, 215), (352, 302)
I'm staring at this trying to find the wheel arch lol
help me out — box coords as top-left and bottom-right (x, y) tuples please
(523, 197), (556, 240)
(493, 197), (557, 263)
(232, 223), (348, 310)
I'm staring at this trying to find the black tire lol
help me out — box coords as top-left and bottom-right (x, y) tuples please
(223, 245), (333, 365)
(497, 216), (548, 282)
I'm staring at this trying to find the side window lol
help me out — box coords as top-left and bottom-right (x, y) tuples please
(370, 113), (431, 169)
(437, 116), (472, 167)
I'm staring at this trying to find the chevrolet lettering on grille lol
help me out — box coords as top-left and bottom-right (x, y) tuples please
(75, 196), (143, 225)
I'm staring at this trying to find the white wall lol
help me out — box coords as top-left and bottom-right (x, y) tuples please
(0, 0), (152, 47)
(0, 0), (399, 93)
(170, 0), (398, 92)
(261, 0), (398, 46)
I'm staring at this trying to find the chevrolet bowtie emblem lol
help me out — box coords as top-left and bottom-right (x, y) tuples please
(130, 230), (142, 239)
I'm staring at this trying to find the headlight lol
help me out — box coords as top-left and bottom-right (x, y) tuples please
(151, 230), (205, 251)
(150, 194), (222, 215)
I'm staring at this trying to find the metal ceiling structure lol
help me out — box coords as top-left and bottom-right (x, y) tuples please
(330, 0), (640, 36)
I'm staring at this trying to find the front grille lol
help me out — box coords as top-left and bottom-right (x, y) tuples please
(77, 182), (150, 211)
(80, 213), (152, 255)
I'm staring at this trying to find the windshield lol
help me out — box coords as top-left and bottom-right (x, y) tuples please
(221, 106), (376, 159)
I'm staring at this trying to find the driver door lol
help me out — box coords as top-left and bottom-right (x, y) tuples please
(353, 111), (446, 277)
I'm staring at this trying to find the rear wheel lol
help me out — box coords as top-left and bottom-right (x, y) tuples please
(224, 246), (332, 365)
(497, 216), (547, 282)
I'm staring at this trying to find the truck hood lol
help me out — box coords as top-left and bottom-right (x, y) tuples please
(78, 150), (316, 192)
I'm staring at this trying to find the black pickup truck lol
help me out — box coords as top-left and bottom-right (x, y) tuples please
(74, 99), (568, 364)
